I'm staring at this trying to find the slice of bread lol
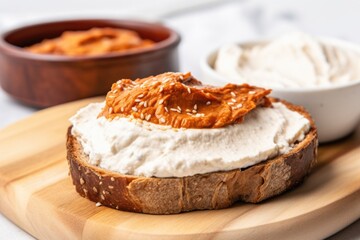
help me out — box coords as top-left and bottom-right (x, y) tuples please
(66, 99), (317, 214)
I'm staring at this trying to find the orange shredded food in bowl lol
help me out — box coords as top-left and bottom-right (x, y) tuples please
(25, 27), (154, 56)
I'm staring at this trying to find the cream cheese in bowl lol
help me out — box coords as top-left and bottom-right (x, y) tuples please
(201, 32), (360, 142)
(214, 32), (360, 88)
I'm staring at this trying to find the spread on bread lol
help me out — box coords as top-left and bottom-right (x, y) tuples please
(67, 72), (318, 214)
(69, 72), (311, 178)
(99, 72), (271, 128)
(25, 27), (154, 56)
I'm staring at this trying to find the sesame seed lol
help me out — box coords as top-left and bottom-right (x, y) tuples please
(108, 107), (113, 114)
(140, 113), (145, 120)
(120, 107), (124, 112)
(249, 91), (256, 94)
(206, 101), (211, 105)
(159, 86), (164, 93)
(83, 189), (88, 193)
(186, 109), (191, 113)
(138, 101), (144, 107)
(187, 113), (193, 116)
(231, 91), (236, 97)
(93, 187), (98, 193)
(228, 102), (234, 106)
(177, 106), (182, 112)
(116, 206), (119, 209)
(144, 101), (148, 107)
(101, 195), (105, 200)
(194, 104), (198, 110)
(145, 114), (151, 121)
(237, 103), (243, 108)
(179, 75), (184, 80)
(135, 99), (141, 103)
(95, 202), (102, 207)
(137, 94), (144, 98)
(108, 186), (114, 189)
(164, 107), (169, 112)
(80, 178), (84, 185)
(192, 109), (197, 114)
(195, 113), (205, 117)
(99, 181), (103, 185)
(170, 108), (178, 112)
(231, 98), (237, 103)
(111, 177), (115, 181)
(159, 99), (164, 105)
(132, 106), (138, 112)
(170, 82), (175, 86)
(160, 118), (166, 123)
(187, 87), (191, 94)
(113, 89), (118, 93)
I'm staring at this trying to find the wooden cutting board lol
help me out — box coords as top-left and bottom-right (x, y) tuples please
(0, 97), (359, 240)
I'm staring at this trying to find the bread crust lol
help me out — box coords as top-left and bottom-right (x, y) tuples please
(66, 100), (318, 214)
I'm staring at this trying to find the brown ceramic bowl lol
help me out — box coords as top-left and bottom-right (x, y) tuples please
(0, 19), (180, 107)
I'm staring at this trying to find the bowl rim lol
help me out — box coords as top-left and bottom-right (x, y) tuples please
(0, 18), (181, 62)
(201, 36), (360, 92)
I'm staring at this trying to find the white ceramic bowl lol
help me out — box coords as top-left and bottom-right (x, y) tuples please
(201, 38), (360, 143)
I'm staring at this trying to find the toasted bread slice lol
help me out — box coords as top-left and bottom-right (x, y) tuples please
(66, 100), (317, 214)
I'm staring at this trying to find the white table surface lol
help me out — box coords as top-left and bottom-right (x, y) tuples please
(0, 0), (359, 239)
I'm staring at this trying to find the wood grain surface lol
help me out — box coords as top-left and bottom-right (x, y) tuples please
(0, 97), (359, 240)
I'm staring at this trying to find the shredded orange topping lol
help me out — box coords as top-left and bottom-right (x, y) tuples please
(25, 27), (154, 56)
(99, 72), (271, 129)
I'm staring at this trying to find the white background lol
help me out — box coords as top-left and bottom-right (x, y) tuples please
(0, 0), (359, 239)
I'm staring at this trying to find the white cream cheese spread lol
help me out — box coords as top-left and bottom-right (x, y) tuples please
(215, 32), (360, 88)
(70, 101), (310, 178)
